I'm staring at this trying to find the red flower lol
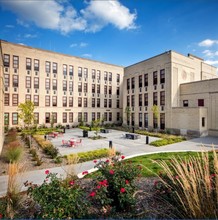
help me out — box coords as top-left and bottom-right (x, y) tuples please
(121, 155), (125, 159)
(120, 188), (126, 193)
(109, 170), (114, 175)
(125, 180), (129, 184)
(99, 179), (108, 186)
(69, 180), (74, 186)
(0, 213), (3, 219)
(90, 191), (96, 197)
(93, 160), (97, 163)
(175, 175), (179, 179)
(45, 170), (49, 175)
(106, 159), (110, 163)
(82, 171), (89, 175)
(97, 185), (101, 189)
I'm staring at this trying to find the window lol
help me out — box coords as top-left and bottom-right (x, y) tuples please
(202, 117), (205, 127)
(153, 71), (158, 85)
(109, 86), (112, 95)
(144, 113), (148, 128)
(84, 98), (87, 107)
(34, 59), (39, 71)
(78, 112), (82, 122)
(109, 99), (112, 108)
(69, 65), (73, 76)
(84, 68), (88, 78)
(52, 79), (57, 90)
(13, 75), (19, 87)
(92, 84), (95, 93)
(117, 74), (120, 83)
(104, 99), (107, 108)
(26, 76), (31, 88)
(144, 93), (148, 106)
(131, 113), (135, 126)
(12, 113), (18, 125)
(160, 91), (165, 106)
(104, 71), (108, 81)
(4, 113), (9, 125)
(160, 69), (165, 84)
(63, 80), (67, 91)
(144, 74), (148, 87)
(117, 112), (120, 121)
(116, 87), (120, 96)
(69, 112), (73, 123)
(131, 95), (135, 107)
(117, 100), (120, 108)
(183, 100), (188, 107)
(63, 113), (67, 123)
(13, 56), (19, 69)
(52, 112), (57, 123)
(45, 79), (50, 90)
(4, 93), (9, 106)
(52, 96), (57, 107)
(69, 81), (73, 92)
(104, 112), (108, 121)
(34, 113), (39, 124)
(139, 75), (142, 88)
(92, 98), (95, 107)
(153, 114), (158, 129)
(131, 77), (135, 89)
(97, 70), (101, 80)
(108, 72), (112, 81)
(198, 99), (204, 107)
(69, 97), (73, 107)
(45, 61), (51, 73)
(34, 95), (39, 106)
(78, 82), (82, 92)
(4, 54), (10, 67)
(78, 67), (82, 77)
(12, 94), (18, 106)
(104, 85), (107, 94)
(127, 96), (130, 107)
(92, 69), (96, 79)
(138, 94), (142, 106)
(26, 58), (31, 70)
(84, 83), (88, 93)
(25, 94), (31, 102)
(4, 74), (9, 87)
(34, 77), (39, 89)
(78, 97), (82, 107)
(62, 96), (67, 107)
(45, 113), (50, 123)
(53, 62), (57, 73)
(127, 79), (130, 90)
(92, 112), (95, 121)
(45, 96), (50, 106)
(84, 112), (88, 122)
(109, 112), (112, 121)
(97, 85), (100, 94)
(97, 98), (100, 108)
(153, 92), (158, 105)
(97, 112), (101, 120)
(63, 64), (67, 75)
(160, 113), (165, 130)
(139, 113), (142, 127)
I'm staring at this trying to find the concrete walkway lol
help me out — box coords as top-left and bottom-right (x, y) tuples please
(1, 128), (218, 197)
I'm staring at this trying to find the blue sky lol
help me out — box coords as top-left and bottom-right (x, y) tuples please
(0, 0), (218, 68)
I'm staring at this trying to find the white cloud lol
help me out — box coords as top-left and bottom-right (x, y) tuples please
(70, 42), (88, 48)
(205, 60), (218, 65)
(202, 50), (218, 57)
(5, 25), (14, 28)
(198, 39), (218, 47)
(82, 53), (92, 58)
(24, 34), (37, 38)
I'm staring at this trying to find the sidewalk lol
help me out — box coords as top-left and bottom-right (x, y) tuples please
(1, 130), (218, 197)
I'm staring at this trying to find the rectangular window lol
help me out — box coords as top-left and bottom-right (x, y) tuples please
(52, 96), (57, 107)
(160, 91), (165, 106)
(52, 79), (57, 90)
(109, 112), (112, 121)
(25, 94), (31, 102)
(26, 76), (31, 88)
(104, 99), (107, 108)
(104, 71), (108, 81)
(45, 79), (50, 90)
(84, 68), (88, 78)
(4, 112), (10, 127)
(52, 113), (57, 123)
(34, 77), (39, 89)
(144, 93), (148, 106)
(92, 112), (95, 121)
(160, 69), (165, 84)
(117, 74), (120, 83)
(69, 81), (73, 92)
(92, 98), (95, 108)
(12, 113), (18, 125)
(131, 113), (135, 126)
(144, 113), (148, 128)
(109, 99), (112, 108)
(104, 85), (107, 94)
(97, 98), (100, 108)
(117, 99), (120, 108)
(139, 94), (142, 106)
(139, 113), (142, 127)
(144, 74), (148, 87)
(12, 94), (18, 106)
(104, 112), (108, 121)
(69, 65), (73, 76)
(4, 54), (10, 67)
(160, 113), (165, 130)
(183, 100), (188, 107)
(84, 112), (88, 122)
(84, 83), (88, 93)
(78, 82), (82, 93)
(92, 84), (95, 93)
(63, 80), (67, 91)
(131, 77), (135, 89)
(127, 79), (130, 90)
(45, 112), (50, 123)
(78, 97), (82, 107)
(116, 87), (120, 96)
(34, 59), (39, 71)
(4, 93), (9, 106)
(69, 97), (73, 107)
(34, 95), (39, 106)
(153, 71), (158, 85)
(34, 113), (39, 124)
(153, 114), (158, 129)
(97, 70), (101, 80)
(153, 92), (158, 105)
(13, 56), (19, 69)
(78, 112), (82, 122)
(202, 117), (205, 127)
(97, 112), (101, 120)
(45, 96), (50, 106)
(45, 61), (51, 73)
(69, 112), (73, 123)
(108, 72), (112, 81)
(131, 95), (135, 107)
(62, 96), (67, 107)
(97, 85), (100, 94)
(26, 58), (31, 70)
(198, 99), (204, 107)
(139, 75), (142, 88)
(53, 62), (57, 73)
(63, 64), (67, 75)
(127, 96), (130, 107)
(78, 67), (82, 77)
(92, 69), (96, 79)
(13, 75), (19, 87)
(4, 74), (9, 87)
(117, 112), (120, 121)
(63, 112), (67, 123)
(84, 98), (88, 107)
(109, 86), (112, 95)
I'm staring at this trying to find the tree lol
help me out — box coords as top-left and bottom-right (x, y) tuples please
(91, 119), (101, 137)
(151, 105), (159, 130)
(125, 106), (131, 126)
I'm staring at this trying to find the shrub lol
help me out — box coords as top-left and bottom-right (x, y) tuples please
(54, 156), (63, 164)
(27, 171), (89, 219)
(4, 146), (23, 163)
(150, 137), (185, 146)
(43, 145), (59, 159)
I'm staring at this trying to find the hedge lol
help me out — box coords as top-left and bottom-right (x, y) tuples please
(149, 137), (185, 147)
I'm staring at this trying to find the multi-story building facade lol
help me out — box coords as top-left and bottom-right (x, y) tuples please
(123, 51), (217, 136)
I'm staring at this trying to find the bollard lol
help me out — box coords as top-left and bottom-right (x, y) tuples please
(109, 140), (113, 149)
(132, 127), (135, 133)
(146, 136), (149, 144)
(44, 134), (47, 141)
(63, 128), (65, 133)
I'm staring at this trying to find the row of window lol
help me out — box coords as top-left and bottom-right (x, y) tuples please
(4, 112), (120, 125)
(127, 69), (165, 90)
(127, 92), (165, 107)
(183, 99), (204, 107)
(3, 54), (121, 82)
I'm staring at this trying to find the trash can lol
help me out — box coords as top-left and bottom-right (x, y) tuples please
(83, 130), (88, 138)
(109, 140), (113, 149)
(63, 128), (66, 133)
(146, 136), (149, 144)
(66, 124), (70, 129)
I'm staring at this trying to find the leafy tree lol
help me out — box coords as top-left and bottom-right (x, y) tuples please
(92, 119), (101, 137)
(125, 106), (131, 126)
(151, 105), (159, 129)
